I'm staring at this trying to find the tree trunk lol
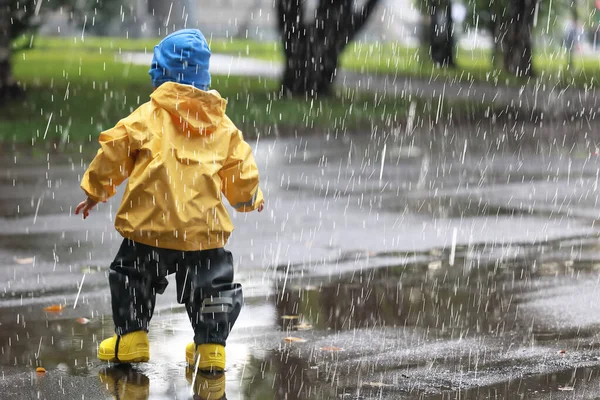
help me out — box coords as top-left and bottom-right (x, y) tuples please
(235, 0), (263, 39)
(490, 21), (504, 68)
(0, 0), (20, 100)
(429, 0), (455, 67)
(277, 0), (380, 97)
(503, 0), (537, 77)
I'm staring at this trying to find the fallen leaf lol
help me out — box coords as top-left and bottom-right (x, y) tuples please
(320, 346), (343, 351)
(558, 386), (574, 391)
(44, 304), (64, 312)
(295, 323), (313, 331)
(15, 257), (34, 265)
(284, 337), (307, 343)
(35, 367), (46, 374)
(281, 315), (299, 320)
(76, 318), (90, 325)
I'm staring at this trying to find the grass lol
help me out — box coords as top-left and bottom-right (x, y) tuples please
(19, 36), (600, 89)
(7, 34), (572, 145)
(20, 35), (280, 60)
(342, 42), (600, 89)
(2, 45), (429, 145)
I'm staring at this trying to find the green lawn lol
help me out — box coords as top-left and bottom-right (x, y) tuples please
(6, 34), (581, 145)
(342, 41), (600, 88)
(22, 36), (280, 61)
(3, 45), (429, 144)
(21, 36), (600, 89)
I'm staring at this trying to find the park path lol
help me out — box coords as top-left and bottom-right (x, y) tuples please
(123, 51), (600, 118)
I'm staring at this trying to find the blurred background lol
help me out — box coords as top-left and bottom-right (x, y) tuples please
(2, 0), (599, 147)
(31, 0), (600, 52)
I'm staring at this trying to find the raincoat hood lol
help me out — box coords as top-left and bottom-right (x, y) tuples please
(151, 81), (227, 135)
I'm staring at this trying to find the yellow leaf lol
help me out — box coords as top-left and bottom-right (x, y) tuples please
(295, 323), (313, 331)
(44, 304), (64, 312)
(35, 367), (46, 373)
(284, 337), (307, 343)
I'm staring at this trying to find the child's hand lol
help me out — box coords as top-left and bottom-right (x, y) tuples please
(258, 203), (264, 212)
(75, 197), (99, 219)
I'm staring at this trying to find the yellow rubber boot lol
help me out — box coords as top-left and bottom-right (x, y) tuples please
(98, 331), (150, 363)
(185, 369), (226, 400)
(186, 342), (225, 372)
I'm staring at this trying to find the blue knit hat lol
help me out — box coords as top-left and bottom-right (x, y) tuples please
(149, 29), (211, 90)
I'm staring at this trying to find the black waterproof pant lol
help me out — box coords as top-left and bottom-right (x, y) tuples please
(108, 239), (243, 346)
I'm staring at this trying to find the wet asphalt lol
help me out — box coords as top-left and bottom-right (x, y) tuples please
(3, 119), (600, 399)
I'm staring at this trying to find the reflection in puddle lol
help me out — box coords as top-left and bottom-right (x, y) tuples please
(428, 365), (600, 400)
(241, 351), (337, 400)
(98, 365), (150, 400)
(186, 370), (226, 400)
(274, 237), (600, 340)
(275, 252), (521, 340)
(4, 237), (600, 398)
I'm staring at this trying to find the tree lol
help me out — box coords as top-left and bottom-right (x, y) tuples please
(277, 0), (381, 97)
(235, 0), (263, 39)
(502, 0), (538, 77)
(464, 0), (566, 77)
(429, 0), (455, 67)
(0, 0), (29, 99)
(1, 0), (120, 100)
(464, 0), (507, 67)
(415, 0), (456, 67)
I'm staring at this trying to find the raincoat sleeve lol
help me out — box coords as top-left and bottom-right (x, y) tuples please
(219, 129), (264, 212)
(80, 116), (145, 203)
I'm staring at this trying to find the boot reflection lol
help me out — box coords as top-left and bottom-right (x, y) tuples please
(186, 368), (226, 400)
(98, 364), (150, 400)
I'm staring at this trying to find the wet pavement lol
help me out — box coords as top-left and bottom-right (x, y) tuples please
(3, 119), (600, 399)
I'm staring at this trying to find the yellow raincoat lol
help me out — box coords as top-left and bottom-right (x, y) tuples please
(81, 82), (264, 251)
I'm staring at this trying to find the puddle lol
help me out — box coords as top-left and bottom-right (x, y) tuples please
(3, 127), (600, 398)
(3, 236), (600, 398)
(426, 365), (600, 400)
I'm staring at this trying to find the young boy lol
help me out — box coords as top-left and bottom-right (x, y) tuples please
(76, 29), (264, 372)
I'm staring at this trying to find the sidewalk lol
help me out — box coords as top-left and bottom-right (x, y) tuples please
(121, 52), (282, 78)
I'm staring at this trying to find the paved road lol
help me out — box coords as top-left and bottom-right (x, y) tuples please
(2, 120), (600, 398)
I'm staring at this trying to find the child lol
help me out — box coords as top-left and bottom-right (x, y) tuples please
(76, 29), (264, 372)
